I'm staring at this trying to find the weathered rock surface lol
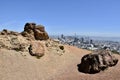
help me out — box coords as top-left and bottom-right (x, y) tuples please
(0, 29), (19, 35)
(0, 23), (64, 58)
(21, 23), (49, 40)
(78, 50), (118, 74)
(45, 39), (65, 56)
(0, 33), (29, 51)
(28, 41), (45, 57)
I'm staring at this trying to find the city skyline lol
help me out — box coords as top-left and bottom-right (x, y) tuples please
(0, 0), (120, 37)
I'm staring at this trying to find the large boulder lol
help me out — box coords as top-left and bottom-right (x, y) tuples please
(35, 25), (45, 32)
(78, 50), (118, 74)
(28, 41), (45, 58)
(21, 23), (49, 40)
(24, 23), (36, 31)
(34, 29), (49, 40)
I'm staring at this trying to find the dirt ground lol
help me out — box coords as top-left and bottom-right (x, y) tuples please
(0, 45), (120, 80)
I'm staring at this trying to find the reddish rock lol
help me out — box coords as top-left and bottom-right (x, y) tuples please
(21, 23), (49, 40)
(24, 23), (36, 31)
(34, 29), (49, 40)
(21, 30), (35, 40)
(78, 50), (118, 74)
(28, 41), (45, 57)
(35, 25), (45, 32)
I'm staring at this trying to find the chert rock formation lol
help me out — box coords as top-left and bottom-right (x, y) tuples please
(21, 23), (49, 40)
(78, 50), (118, 74)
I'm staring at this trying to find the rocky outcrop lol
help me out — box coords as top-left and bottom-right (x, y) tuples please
(28, 41), (45, 58)
(78, 50), (118, 74)
(21, 23), (49, 40)
(0, 22), (65, 58)
(45, 39), (65, 56)
(0, 34), (29, 51)
(0, 29), (19, 36)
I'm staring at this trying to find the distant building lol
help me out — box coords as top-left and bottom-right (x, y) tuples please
(90, 39), (93, 44)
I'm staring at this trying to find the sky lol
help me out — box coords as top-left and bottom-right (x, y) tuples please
(0, 0), (120, 37)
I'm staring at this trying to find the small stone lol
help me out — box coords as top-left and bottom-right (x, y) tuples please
(59, 45), (64, 50)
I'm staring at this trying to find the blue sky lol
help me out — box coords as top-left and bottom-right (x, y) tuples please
(0, 0), (120, 37)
